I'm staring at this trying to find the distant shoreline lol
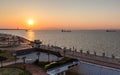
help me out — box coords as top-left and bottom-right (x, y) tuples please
(0, 29), (27, 30)
(0, 29), (120, 31)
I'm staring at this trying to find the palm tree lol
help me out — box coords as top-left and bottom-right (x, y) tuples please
(111, 54), (115, 59)
(87, 50), (90, 55)
(7, 37), (10, 47)
(102, 52), (105, 57)
(63, 50), (66, 57)
(22, 56), (26, 71)
(80, 49), (83, 54)
(63, 47), (66, 57)
(36, 51), (40, 61)
(57, 54), (59, 61)
(47, 51), (50, 62)
(75, 48), (77, 52)
(72, 46), (75, 54)
(94, 51), (96, 56)
(0, 60), (3, 67)
(69, 48), (71, 52)
(22, 56), (26, 64)
(0, 56), (7, 67)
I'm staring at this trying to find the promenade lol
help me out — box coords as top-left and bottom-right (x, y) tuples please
(40, 45), (120, 69)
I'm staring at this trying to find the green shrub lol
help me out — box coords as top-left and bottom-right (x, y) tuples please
(0, 50), (6, 54)
(33, 57), (78, 70)
(0, 67), (32, 75)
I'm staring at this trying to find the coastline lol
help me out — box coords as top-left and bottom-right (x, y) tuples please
(1, 33), (120, 75)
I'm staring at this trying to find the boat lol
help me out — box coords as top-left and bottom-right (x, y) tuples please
(106, 30), (116, 32)
(61, 29), (71, 32)
(25, 29), (30, 32)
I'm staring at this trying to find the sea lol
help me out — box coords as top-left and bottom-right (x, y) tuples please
(0, 30), (120, 58)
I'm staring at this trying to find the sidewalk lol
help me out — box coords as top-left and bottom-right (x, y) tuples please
(0, 61), (15, 67)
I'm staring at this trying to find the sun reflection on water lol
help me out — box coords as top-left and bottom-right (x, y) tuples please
(26, 30), (35, 41)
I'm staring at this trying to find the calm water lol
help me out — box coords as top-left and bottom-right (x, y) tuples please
(0, 30), (120, 57)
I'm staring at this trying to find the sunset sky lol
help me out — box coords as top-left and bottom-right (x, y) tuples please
(0, 0), (120, 30)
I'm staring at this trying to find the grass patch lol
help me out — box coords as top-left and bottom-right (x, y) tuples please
(4, 63), (32, 75)
(0, 67), (23, 75)
(0, 50), (6, 53)
(0, 66), (32, 75)
(0, 50), (15, 62)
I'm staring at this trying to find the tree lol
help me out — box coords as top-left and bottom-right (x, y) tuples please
(0, 60), (3, 67)
(87, 50), (90, 55)
(69, 48), (71, 52)
(63, 47), (66, 57)
(111, 54), (115, 59)
(63, 50), (66, 57)
(22, 56), (26, 72)
(94, 51), (96, 56)
(22, 56), (26, 64)
(74, 48), (77, 52)
(47, 51), (50, 62)
(102, 52), (105, 57)
(72, 46), (75, 54)
(80, 49), (83, 54)
(36, 51), (40, 61)
(0, 56), (7, 68)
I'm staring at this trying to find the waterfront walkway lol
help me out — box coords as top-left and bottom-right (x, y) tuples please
(40, 45), (120, 69)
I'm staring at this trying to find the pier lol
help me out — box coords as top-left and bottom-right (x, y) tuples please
(40, 45), (120, 70)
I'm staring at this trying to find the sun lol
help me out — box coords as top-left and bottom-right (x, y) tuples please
(28, 19), (34, 25)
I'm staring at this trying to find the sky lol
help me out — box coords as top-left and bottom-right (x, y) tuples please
(0, 0), (120, 30)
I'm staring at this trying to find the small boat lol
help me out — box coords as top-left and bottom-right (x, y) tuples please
(106, 30), (116, 32)
(25, 29), (30, 32)
(25, 30), (28, 31)
(61, 29), (71, 32)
